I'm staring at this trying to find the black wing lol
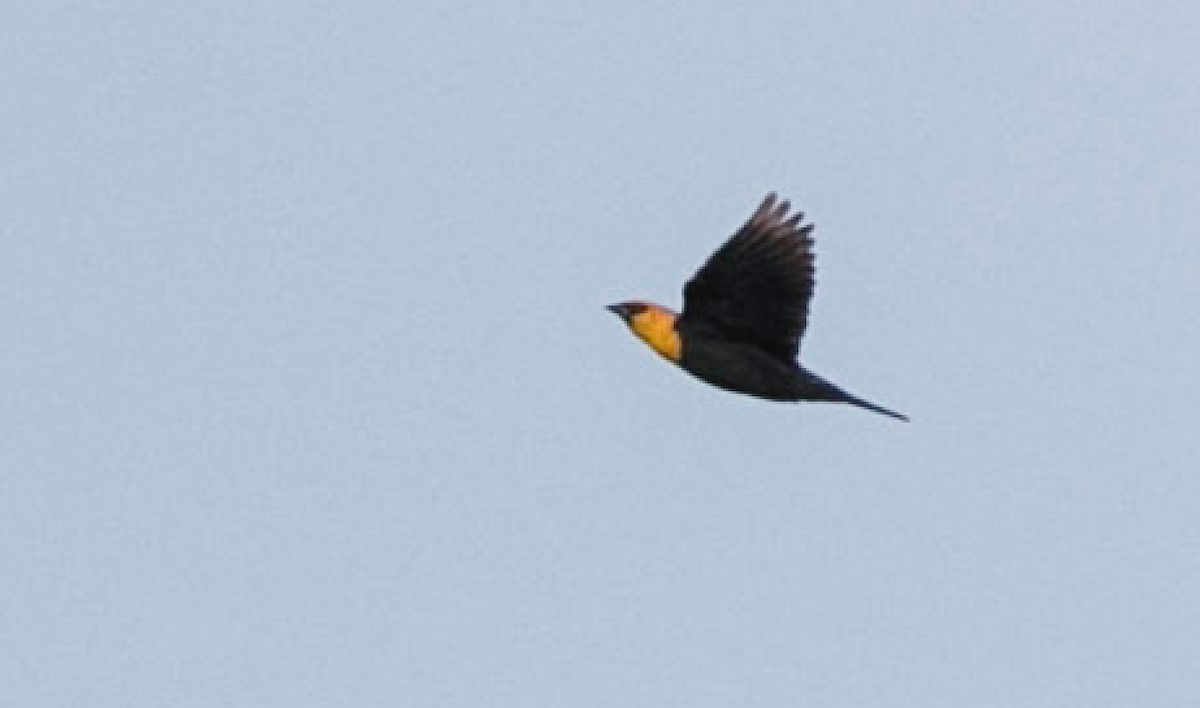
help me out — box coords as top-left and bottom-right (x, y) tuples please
(680, 193), (816, 362)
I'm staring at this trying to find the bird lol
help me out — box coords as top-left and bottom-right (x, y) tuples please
(607, 193), (907, 421)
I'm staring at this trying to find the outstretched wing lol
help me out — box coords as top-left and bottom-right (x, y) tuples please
(680, 193), (816, 362)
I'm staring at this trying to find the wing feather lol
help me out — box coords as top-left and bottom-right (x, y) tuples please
(680, 193), (816, 362)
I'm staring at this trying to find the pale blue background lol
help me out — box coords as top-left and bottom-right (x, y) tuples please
(4, 2), (1198, 706)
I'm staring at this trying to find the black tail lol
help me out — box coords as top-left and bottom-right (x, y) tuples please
(837, 391), (909, 421)
(798, 372), (909, 422)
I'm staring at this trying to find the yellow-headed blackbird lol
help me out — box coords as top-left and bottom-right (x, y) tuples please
(608, 193), (908, 421)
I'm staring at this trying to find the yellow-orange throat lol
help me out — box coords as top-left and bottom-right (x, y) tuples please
(629, 306), (682, 362)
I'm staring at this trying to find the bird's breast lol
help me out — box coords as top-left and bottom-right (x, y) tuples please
(629, 310), (682, 363)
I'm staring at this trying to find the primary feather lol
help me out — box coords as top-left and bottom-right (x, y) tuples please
(680, 194), (815, 362)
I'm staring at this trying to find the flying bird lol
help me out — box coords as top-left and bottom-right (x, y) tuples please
(608, 193), (907, 421)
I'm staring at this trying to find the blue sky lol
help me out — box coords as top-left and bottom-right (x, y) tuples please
(4, 2), (1198, 706)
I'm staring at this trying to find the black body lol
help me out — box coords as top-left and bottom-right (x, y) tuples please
(675, 194), (907, 421)
(678, 319), (907, 419)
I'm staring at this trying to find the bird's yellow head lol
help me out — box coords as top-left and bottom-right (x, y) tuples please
(607, 301), (682, 363)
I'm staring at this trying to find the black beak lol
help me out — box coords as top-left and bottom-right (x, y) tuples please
(606, 303), (629, 320)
